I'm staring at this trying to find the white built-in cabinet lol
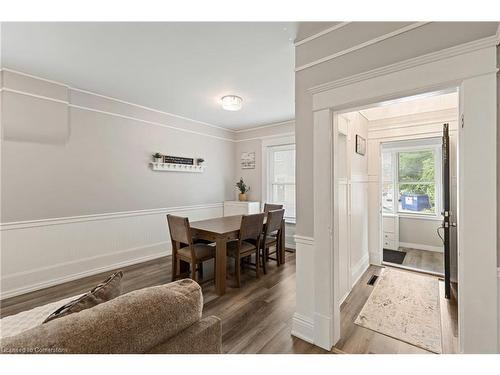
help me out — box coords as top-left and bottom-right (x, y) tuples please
(223, 201), (261, 217)
(382, 214), (399, 250)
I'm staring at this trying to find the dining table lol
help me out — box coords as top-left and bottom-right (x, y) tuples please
(190, 214), (285, 295)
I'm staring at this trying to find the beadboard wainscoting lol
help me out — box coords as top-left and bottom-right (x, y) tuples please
(292, 235), (315, 343)
(0, 203), (223, 299)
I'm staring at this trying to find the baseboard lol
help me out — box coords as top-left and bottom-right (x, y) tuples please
(399, 242), (443, 253)
(351, 252), (370, 288)
(291, 313), (314, 344)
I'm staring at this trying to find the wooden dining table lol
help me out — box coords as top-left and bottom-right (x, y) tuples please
(190, 215), (285, 295)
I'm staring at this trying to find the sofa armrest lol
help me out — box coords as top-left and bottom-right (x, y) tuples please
(147, 316), (222, 354)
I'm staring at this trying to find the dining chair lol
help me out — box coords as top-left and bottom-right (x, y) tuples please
(260, 209), (285, 274)
(226, 213), (265, 287)
(167, 214), (216, 283)
(263, 203), (283, 212)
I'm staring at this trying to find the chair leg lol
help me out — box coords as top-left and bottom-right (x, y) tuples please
(198, 261), (204, 279)
(191, 260), (198, 282)
(235, 257), (241, 288)
(171, 254), (177, 281)
(255, 250), (260, 278)
(261, 247), (267, 275)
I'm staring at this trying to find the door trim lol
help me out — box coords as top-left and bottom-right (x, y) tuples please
(310, 45), (498, 352)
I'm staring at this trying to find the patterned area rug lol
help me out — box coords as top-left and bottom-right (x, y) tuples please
(354, 268), (442, 353)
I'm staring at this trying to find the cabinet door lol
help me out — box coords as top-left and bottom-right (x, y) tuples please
(224, 204), (245, 217)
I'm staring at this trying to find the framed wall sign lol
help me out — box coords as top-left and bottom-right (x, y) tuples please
(355, 135), (366, 156)
(163, 155), (194, 165)
(240, 152), (256, 169)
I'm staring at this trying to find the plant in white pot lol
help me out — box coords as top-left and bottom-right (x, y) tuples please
(235, 178), (250, 201)
(152, 152), (163, 163)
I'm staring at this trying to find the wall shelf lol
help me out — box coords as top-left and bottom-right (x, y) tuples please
(149, 162), (205, 173)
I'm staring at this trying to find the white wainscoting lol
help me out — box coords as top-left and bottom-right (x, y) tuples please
(0, 203), (223, 299)
(351, 252), (370, 289)
(291, 235), (315, 343)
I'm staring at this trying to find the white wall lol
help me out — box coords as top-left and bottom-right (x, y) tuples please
(234, 120), (296, 248)
(0, 69), (297, 297)
(399, 217), (443, 249)
(0, 69), (238, 298)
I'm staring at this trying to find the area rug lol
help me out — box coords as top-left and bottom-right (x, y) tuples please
(383, 249), (406, 264)
(354, 268), (442, 353)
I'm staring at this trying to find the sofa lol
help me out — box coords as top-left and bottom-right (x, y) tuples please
(0, 278), (222, 354)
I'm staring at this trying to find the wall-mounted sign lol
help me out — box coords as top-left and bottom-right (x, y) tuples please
(163, 155), (194, 165)
(240, 152), (256, 169)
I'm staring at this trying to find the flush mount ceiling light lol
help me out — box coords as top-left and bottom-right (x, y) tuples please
(221, 95), (243, 111)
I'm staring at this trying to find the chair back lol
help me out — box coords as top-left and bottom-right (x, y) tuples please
(263, 203), (283, 212)
(239, 213), (265, 242)
(265, 209), (285, 235)
(167, 215), (192, 246)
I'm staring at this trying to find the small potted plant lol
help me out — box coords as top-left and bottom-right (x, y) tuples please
(196, 158), (205, 165)
(235, 177), (250, 201)
(152, 152), (163, 163)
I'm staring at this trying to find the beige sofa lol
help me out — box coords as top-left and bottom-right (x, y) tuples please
(0, 279), (221, 354)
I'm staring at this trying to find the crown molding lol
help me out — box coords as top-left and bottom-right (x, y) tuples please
(296, 22), (430, 72)
(308, 34), (500, 95)
(1, 67), (236, 134)
(294, 22), (350, 47)
(235, 119), (295, 133)
(235, 131), (295, 143)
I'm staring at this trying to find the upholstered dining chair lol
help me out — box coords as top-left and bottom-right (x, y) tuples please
(167, 214), (216, 283)
(226, 213), (265, 288)
(263, 203), (283, 212)
(259, 209), (285, 274)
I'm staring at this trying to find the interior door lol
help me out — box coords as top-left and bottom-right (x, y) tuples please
(442, 123), (451, 299)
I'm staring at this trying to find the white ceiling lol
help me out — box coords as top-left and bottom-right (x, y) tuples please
(1, 22), (297, 130)
(360, 92), (458, 122)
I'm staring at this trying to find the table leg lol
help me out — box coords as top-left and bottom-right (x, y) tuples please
(215, 237), (227, 295)
(280, 219), (286, 265)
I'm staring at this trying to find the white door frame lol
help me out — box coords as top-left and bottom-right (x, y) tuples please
(310, 44), (498, 353)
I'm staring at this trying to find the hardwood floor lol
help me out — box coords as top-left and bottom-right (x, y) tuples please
(384, 247), (444, 275)
(0, 251), (327, 354)
(1, 253), (457, 354)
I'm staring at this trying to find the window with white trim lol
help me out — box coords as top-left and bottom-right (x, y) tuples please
(381, 138), (442, 217)
(267, 144), (296, 221)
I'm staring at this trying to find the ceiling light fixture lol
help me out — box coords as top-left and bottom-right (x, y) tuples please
(221, 95), (243, 111)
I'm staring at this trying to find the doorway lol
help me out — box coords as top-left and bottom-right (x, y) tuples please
(333, 89), (459, 353)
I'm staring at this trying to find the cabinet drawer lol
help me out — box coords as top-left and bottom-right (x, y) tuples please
(383, 239), (397, 250)
(383, 232), (395, 241)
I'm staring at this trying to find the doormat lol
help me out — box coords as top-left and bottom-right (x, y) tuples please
(383, 249), (406, 264)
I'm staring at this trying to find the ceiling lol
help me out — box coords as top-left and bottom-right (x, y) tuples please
(360, 92), (458, 122)
(1, 22), (297, 130)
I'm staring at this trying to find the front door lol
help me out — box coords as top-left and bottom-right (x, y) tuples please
(442, 123), (451, 299)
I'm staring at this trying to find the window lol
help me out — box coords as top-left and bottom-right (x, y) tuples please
(398, 150), (436, 214)
(381, 139), (441, 217)
(267, 144), (296, 221)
